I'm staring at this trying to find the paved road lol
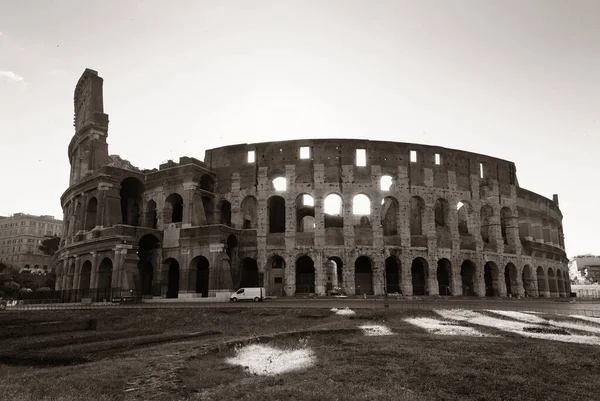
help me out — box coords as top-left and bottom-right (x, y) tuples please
(6, 297), (600, 316)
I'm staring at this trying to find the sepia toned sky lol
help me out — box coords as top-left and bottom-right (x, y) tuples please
(0, 0), (598, 257)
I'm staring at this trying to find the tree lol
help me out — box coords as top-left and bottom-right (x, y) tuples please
(39, 236), (61, 256)
(2, 281), (20, 297)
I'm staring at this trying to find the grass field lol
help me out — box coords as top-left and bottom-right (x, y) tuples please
(1, 306), (599, 401)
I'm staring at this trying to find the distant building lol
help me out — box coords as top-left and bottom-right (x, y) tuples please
(0, 213), (63, 274)
(575, 256), (600, 283)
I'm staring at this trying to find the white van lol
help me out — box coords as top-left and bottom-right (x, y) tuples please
(230, 287), (266, 302)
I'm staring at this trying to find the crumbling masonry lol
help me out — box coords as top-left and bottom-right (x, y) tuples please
(56, 69), (570, 301)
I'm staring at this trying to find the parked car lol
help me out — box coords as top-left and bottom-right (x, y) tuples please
(230, 287), (266, 302)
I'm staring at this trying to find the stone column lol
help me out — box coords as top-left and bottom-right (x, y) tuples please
(314, 251), (325, 296)
(230, 173), (241, 228)
(400, 254), (413, 296)
(284, 254), (295, 296)
(372, 253), (384, 296)
(78, 194), (88, 233)
(72, 256), (81, 291)
(428, 259), (439, 296)
(475, 260), (486, 297)
(89, 251), (99, 289)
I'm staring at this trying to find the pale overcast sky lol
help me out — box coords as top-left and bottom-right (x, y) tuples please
(0, 0), (598, 257)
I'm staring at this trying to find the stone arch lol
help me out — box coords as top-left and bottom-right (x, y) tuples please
(138, 234), (160, 296)
(85, 197), (98, 231)
(457, 201), (470, 234)
(271, 176), (287, 192)
(165, 193), (184, 224)
(536, 266), (547, 297)
(218, 200), (232, 226)
(240, 196), (258, 229)
(163, 258), (180, 298)
(385, 256), (401, 294)
(202, 195), (215, 224)
(355, 256), (373, 295)
(145, 199), (158, 229)
(409, 196), (425, 236)
(480, 205), (494, 243)
(522, 264), (536, 297)
(437, 258), (452, 296)
(296, 255), (315, 294)
(500, 207), (512, 245)
(324, 193), (343, 228)
(460, 260), (477, 296)
(120, 177), (144, 226)
(484, 261), (501, 296)
(504, 263), (518, 297)
(268, 196), (286, 233)
(190, 256), (210, 297)
(380, 175), (393, 191)
(97, 257), (113, 292)
(79, 260), (92, 293)
(200, 174), (216, 192)
(434, 198), (450, 231)
(240, 257), (259, 288)
(352, 193), (371, 216)
(296, 194), (315, 232)
(548, 267), (558, 296)
(326, 256), (344, 294)
(411, 257), (428, 295)
(382, 196), (399, 236)
(266, 255), (285, 296)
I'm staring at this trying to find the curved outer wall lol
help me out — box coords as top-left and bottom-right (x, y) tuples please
(55, 70), (569, 301)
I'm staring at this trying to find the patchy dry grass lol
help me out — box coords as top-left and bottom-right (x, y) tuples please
(0, 307), (599, 401)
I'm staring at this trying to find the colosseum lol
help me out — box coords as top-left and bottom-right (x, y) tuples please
(55, 69), (570, 302)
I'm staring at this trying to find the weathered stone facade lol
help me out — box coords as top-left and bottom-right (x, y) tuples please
(56, 69), (570, 301)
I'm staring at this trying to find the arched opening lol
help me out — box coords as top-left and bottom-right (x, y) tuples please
(296, 256), (315, 294)
(411, 258), (428, 296)
(355, 256), (373, 295)
(437, 259), (452, 296)
(457, 201), (469, 234)
(556, 268), (564, 296)
(324, 193), (343, 228)
(219, 200), (232, 226)
(380, 175), (393, 191)
(352, 194), (371, 216)
(194, 256), (210, 297)
(267, 255), (285, 296)
(460, 260), (477, 296)
(268, 196), (286, 233)
(145, 200), (158, 229)
(382, 197), (399, 236)
(200, 174), (216, 192)
(240, 258), (259, 288)
(504, 263), (518, 297)
(296, 194), (315, 232)
(522, 265), (535, 297)
(97, 258), (113, 293)
(548, 268), (558, 296)
(79, 260), (92, 294)
(84, 197), (97, 231)
(536, 266), (547, 297)
(385, 257), (401, 294)
(165, 193), (184, 224)
(326, 257), (344, 294)
(480, 205), (494, 243)
(410, 197), (425, 236)
(484, 261), (500, 297)
(272, 176), (287, 192)
(120, 177), (144, 226)
(202, 196), (214, 224)
(434, 198), (450, 231)
(500, 207), (512, 245)
(240, 196), (257, 229)
(164, 258), (180, 298)
(138, 234), (160, 296)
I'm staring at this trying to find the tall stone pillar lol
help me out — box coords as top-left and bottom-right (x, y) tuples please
(314, 251), (325, 295)
(72, 256), (81, 290)
(89, 251), (99, 289)
(372, 253), (385, 296)
(428, 260), (439, 296)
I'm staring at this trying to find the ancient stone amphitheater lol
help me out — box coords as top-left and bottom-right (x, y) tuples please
(55, 69), (570, 302)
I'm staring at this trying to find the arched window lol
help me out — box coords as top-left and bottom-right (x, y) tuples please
(268, 196), (286, 233)
(165, 193), (184, 224)
(352, 194), (371, 215)
(409, 197), (425, 236)
(380, 175), (393, 191)
(272, 177), (287, 192)
(457, 201), (469, 234)
(324, 194), (343, 228)
(85, 197), (98, 231)
(480, 205), (494, 243)
(240, 196), (258, 229)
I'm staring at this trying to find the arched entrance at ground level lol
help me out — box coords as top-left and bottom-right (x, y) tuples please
(296, 256), (315, 294)
(504, 263), (518, 297)
(522, 265), (536, 297)
(484, 262), (501, 297)
(240, 258), (259, 288)
(97, 258), (113, 300)
(164, 258), (180, 299)
(437, 259), (452, 296)
(79, 261), (92, 294)
(138, 234), (160, 296)
(411, 258), (428, 296)
(548, 268), (558, 296)
(460, 260), (477, 296)
(385, 257), (401, 294)
(192, 256), (210, 297)
(556, 269), (565, 296)
(355, 256), (373, 295)
(536, 266), (547, 297)
(267, 256), (285, 296)
(326, 257), (343, 294)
